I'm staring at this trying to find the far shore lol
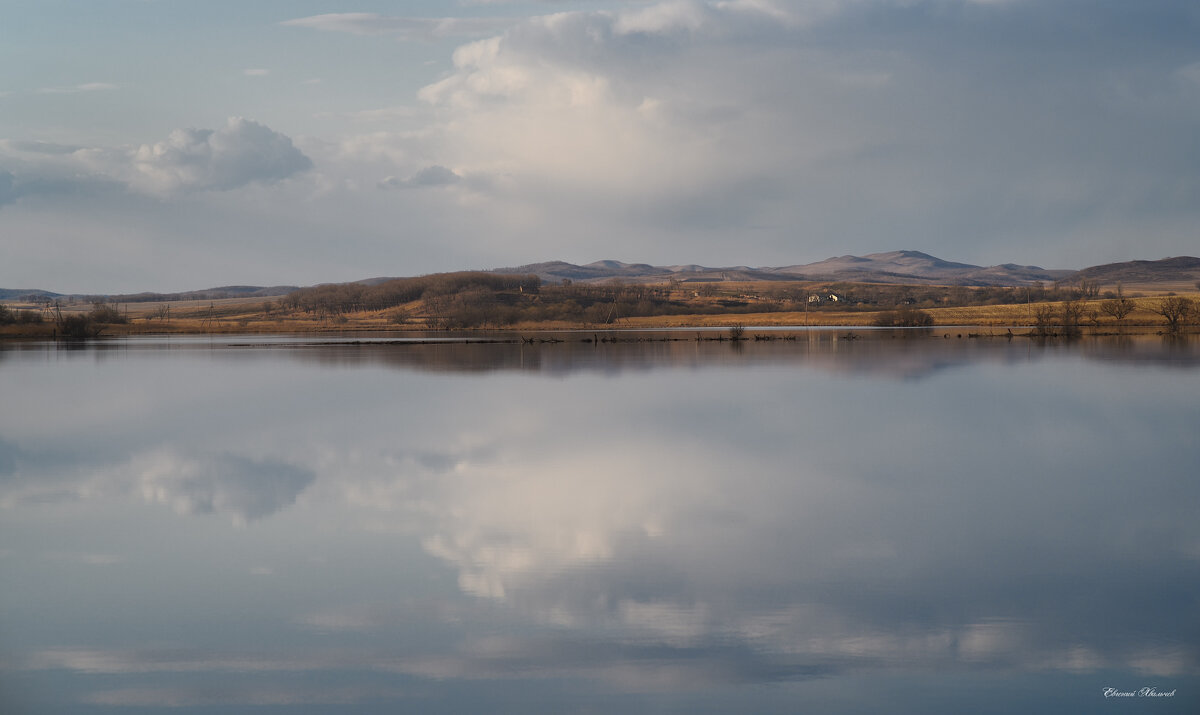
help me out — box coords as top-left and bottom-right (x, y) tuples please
(3, 285), (1197, 339)
(2, 307), (1195, 340)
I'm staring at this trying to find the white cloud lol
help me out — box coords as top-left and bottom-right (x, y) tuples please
(127, 117), (312, 194)
(0, 118), (313, 206)
(397, 1), (849, 250)
(243, 68), (271, 77)
(5, 0), (1200, 289)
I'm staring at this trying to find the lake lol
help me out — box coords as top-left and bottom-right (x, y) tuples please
(2, 330), (1198, 713)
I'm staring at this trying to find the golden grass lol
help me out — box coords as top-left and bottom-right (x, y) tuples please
(4, 290), (1197, 337)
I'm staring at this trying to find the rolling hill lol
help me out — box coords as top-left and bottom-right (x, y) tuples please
(5, 253), (1197, 301)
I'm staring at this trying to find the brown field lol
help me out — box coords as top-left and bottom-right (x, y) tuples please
(3, 285), (1197, 337)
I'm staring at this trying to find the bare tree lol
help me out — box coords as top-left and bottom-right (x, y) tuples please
(1059, 299), (1085, 337)
(1099, 286), (1136, 330)
(1032, 304), (1056, 336)
(1155, 296), (1193, 333)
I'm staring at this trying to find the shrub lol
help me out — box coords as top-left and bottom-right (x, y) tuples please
(57, 314), (100, 338)
(874, 306), (933, 327)
(88, 302), (127, 324)
(1, 306), (47, 326)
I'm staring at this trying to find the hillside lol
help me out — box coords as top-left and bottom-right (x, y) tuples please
(5, 253), (1198, 302)
(1071, 257), (1200, 286)
(499, 251), (1075, 287)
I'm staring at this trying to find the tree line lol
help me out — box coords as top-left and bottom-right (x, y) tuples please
(281, 272), (543, 317)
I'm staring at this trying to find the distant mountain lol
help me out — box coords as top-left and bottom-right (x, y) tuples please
(497, 251), (1074, 287)
(773, 250), (976, 277)
(1071, 256), (1200, 285)
(0, 285), (296, 303)
(6, 254), (1197, 301)
(0, 288), (62, 301)
(768, 250), (1071, 285)
(119, 285), (299, 302)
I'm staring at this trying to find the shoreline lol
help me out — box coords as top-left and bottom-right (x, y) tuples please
(3, 292), (1197, 339)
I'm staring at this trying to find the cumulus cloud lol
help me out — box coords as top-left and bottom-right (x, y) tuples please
(393, 1), (836, 252)
(0, 118), (313, 207)
(127, 118), (313, 194)
(5, 0), (1200, 288)
(354, 0), (1199, 265)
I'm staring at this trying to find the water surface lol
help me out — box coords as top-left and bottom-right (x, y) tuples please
(2, 331), (1197, 713)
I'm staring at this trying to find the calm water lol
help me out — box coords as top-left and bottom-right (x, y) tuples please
(1, 331), (1198, 713)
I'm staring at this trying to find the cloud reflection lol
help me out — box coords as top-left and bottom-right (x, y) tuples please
(0, 446), (314, 523)
(132, 450), (314, 523)
(3, 337), (1198, 711)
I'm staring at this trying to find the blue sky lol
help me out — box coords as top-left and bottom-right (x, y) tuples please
(2, 0), (1198, 292)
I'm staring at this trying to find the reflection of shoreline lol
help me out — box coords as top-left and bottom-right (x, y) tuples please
(240, 332), (1200, 378)
(5, 331), (1197, 378)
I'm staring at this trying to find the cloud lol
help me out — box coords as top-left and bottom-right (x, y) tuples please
(35, 82), (119, 94)
(378, 165), (462, 190)
(358, 0), (1200, 266)
(397, 2), (827, 247)
(281, 13), (514, 40)
(243, 68), (271, 77)
(3, 140), (84, 155)
(5, 0), (1200, 289)
(0, 171), (16, 206)
(0, 118), (313, 207)
(1177, 61), (1200, 86)
(127, 117), (312, 194)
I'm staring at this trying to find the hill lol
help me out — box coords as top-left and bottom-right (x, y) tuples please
(5, 254), (1197, 302)
(0, 288), (62, 301)
(498, 251), (1073, 287)
(1070, 257), (1200, 286)
(0, 285), (297, 304)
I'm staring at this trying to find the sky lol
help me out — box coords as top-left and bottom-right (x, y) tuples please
(1, 0), (1198, 293)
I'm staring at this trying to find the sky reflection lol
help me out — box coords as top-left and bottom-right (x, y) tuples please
(1, 336), (1197, 713)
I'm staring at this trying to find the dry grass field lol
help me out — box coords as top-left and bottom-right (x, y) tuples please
(3, 283), (1197, 337)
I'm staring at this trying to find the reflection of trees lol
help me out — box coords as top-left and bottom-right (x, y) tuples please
(270, 333), (1200, 379)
